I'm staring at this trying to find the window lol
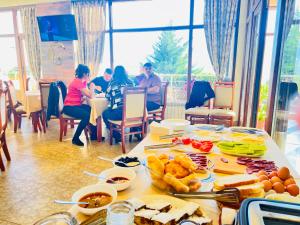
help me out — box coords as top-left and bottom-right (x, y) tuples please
(112, 0), (190, 29)
(114, 30), (188, 118)
(192, 30), (215, 81)
(106, 0), (237, 118)
(0, 11), (14, 35)
(98, 34), (110, 76)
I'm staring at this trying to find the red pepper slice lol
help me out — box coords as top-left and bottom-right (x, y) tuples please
(181, 137), (191, 145)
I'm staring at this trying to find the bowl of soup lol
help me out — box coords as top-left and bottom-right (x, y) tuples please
(99, 167), (136, 191)
(72, 183), (117, 215)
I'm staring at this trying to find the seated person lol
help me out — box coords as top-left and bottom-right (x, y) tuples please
(134, 63), (161, 111)
(63, 64), (96, 146)
(89, 68), (113, 94)
(102, 65), (133, 142)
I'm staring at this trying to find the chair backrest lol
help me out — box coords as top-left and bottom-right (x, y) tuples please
(25, 77), (30, 91)
(122, 87), (147, 123)
(213, 82), (234, 109)
(3, 81), (18, 107)
(161, 82), (169, 107)
(0, 89), (8, 132)
(39, 81), (51, 109)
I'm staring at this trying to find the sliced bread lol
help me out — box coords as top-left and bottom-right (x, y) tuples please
(214, 174), (259, 189)
(215, 182), (264, 196)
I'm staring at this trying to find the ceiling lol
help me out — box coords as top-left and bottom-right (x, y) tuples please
(0, 0), (68, 8)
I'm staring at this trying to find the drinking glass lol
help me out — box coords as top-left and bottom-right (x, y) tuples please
(106, 201), (134, 225)
(33, 212), (77, 225)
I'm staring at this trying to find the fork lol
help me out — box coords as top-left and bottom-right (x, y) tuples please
(169, 188), (240, 204)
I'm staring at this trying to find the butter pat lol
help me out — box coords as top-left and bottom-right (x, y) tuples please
(149, 122), (171, 136)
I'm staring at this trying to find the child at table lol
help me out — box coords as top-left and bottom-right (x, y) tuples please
(102, 65), (133, 142)
(63, 64), (97, 146)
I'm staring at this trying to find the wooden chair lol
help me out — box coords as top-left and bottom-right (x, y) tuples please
(39, 81), (52, 133)
(0, 89), (11, 171)
(147, 81), (169, 122)
(108, 87), (147, 153)
(209, 82), (235, 127)
(25, 77), (30, 91)
(185, 99), (211, 125)
(4, 81), (26, 133)
(185, 82), (213, 125)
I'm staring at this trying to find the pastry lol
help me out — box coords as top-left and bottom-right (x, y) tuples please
(127, 198), (146, 211)
(151, 213), (176, 225)
(146, 201), (172, 212)
(163, 173), (189, 193)
(147, 155), (165, 179)
(174, 154), (197, 171)
(134, 209), (160, 225)
(165, 161), (190, 179)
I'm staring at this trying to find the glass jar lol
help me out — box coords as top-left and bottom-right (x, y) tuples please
(33, 212), (77, 225)
(106, 201), (134, 225)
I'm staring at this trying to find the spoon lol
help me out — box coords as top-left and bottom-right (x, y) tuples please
(83, 171), (116, 184)
(54, 200), (89, 205)
(97, 156), (129, 167)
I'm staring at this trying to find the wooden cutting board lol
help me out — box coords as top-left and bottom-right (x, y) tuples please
(210, 154), (246, 175)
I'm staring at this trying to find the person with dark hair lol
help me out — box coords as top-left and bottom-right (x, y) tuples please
(102, 65), (133, 142)
(134, 63), (161, 111)
(63, 64), (96, 146)
(88, 68), (113, 94)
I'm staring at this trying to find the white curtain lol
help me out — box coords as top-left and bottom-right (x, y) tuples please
(72, 0), (106, 77)
(204, 0), (238, 81)
(20, 7), (42, 82)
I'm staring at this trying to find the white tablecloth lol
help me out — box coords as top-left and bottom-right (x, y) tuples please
(24, 91), (42, 114)
(89, 97), (108, 125)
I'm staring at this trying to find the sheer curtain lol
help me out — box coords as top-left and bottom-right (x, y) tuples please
(204, 0), (238, 81)
(20, 7), (42, 82)
(72, 0), (106, 77)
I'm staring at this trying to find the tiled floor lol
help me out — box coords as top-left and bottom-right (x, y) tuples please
(0, 118), (138, 225)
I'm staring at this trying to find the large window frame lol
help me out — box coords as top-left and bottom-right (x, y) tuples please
(0, 8), (28, 92)
(105, 0), (240, 98)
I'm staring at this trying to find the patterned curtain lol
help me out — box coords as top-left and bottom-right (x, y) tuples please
(72, 0), (106, 78)
(204, 0), (238, 81)
(20, 7), (42, 82)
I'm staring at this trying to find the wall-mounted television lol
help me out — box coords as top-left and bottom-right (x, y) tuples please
(37, 14), (78, 42)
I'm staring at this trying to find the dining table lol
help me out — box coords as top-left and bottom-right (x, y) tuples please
(23, 90), (43, 132)
(88, 95), (108, 142)
(69, 126), (300, 225)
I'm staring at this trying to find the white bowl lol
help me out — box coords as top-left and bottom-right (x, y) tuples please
(72, 183), (117, 215)
(99, 167), (136, 191)
(161, 119), (190, 132)
(113, 155), (142, 172)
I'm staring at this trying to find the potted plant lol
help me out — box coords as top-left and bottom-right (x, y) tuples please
(257, 84), (268, 129)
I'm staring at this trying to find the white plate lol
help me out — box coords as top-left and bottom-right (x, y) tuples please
(161, 119), (190, 131)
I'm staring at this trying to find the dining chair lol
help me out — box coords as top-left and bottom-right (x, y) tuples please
(0, 89), (11, 171)
(4, 81), (26, 133)
(39, 81), (52, 133)
(185, 99), (211, 125)
(108, 87), (147, 153)
(57, 86), (89, 142)
(209, 82), (235, 127)
(185, 82), (213, 125)
(147, 81), (169, 122)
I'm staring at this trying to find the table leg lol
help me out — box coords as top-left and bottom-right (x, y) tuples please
(97, 116), (103, 142)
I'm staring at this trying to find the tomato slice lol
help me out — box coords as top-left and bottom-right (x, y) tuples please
(192, 140), (201, 149)
(181, 138), (191, 145)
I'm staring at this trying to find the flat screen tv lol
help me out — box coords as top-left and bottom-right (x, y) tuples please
(37, 14), (78, 42)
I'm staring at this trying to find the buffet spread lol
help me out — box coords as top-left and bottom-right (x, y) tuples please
(45, 120), (300, 225)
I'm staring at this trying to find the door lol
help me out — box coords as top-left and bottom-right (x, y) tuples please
(239, 0), (268, 127)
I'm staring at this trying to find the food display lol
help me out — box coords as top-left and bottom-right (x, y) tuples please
(79, 192), (113, 209)
(236, 157), (277, 174)
(127, 195), (212, 225)
(185, 153), (208, 170)
(214, 174), (265, 200)
(211, 155), (246, 175)
(114, 156), (140, 168)
(217, 141), (266, 157)
(255, 167), (299, 196)
(147, 154), (206, 192)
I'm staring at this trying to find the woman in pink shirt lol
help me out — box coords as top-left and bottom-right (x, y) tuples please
(63, 64), (95, 146)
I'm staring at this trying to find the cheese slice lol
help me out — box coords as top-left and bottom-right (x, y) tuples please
(150, 122), (171, 136)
